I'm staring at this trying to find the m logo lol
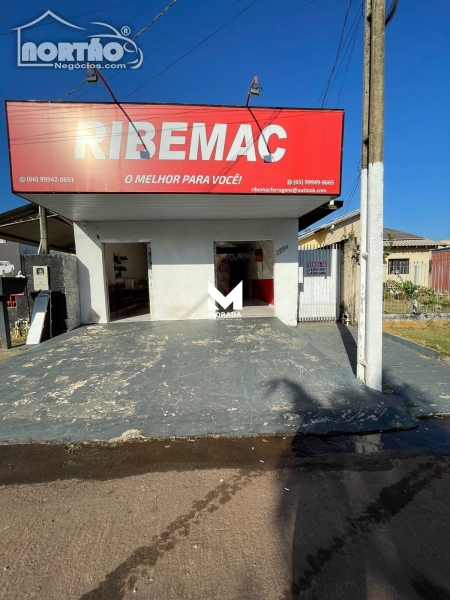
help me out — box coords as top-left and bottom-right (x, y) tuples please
(208, 281), (243, 312)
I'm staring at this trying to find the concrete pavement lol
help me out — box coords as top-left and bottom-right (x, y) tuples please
(0, 318), (421, 443)
(296, 322), (450, 417)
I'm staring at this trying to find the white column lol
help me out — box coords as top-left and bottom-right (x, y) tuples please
(365, 161), (383, 390)
(74, 222), (109, 324)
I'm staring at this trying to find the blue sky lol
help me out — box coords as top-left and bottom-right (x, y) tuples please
(0, 0), (449, 240)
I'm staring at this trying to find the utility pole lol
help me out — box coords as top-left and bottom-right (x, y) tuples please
(39, 206), (49, 255)
(357, 0), (385, 391)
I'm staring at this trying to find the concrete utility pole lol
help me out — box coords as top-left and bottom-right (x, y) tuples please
(357, 0), (385, 391)
(39, 206), (49, 255)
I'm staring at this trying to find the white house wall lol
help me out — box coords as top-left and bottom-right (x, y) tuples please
(74, 222), (109, 324)
(74, 219), (299, 326)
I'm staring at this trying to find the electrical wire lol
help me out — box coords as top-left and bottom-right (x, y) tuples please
(340, 171), (361, 219)
(68, 0), (317, 103)
(60, 0), (180, 101)
(60, 80), (88, 102)
(0, 0), (147, 38)
(317, 0), (355, 108)
(335, 12), (361, 107)
(68, 30), (190, 101)
(121, 0), (260, 100)
(385, 0), (399, 26)
(319, 2), (363, 108)
(321, 1), (362, 107)
(7, 108), (341, 147)
(123, 0), (179, 50)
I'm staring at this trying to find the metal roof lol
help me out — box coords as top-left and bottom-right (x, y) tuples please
(386, 238), (440, 247)
(0, 204), (75, 253)
(298, 208), (360, 239)
(299, 208), (439, 247)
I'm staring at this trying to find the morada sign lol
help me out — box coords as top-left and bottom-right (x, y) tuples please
(6, 101), (344, 195)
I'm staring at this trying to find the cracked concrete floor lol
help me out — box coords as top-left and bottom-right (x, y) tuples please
(0, 318), (418, 443)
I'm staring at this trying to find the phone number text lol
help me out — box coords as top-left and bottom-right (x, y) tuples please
(23, 177), (75, 183)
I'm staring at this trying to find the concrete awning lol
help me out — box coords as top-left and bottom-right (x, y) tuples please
(0, 204), (75, 253)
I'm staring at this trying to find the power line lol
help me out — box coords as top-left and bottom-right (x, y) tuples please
(60, 80), (88, 102)
(335, 11), (361, 107)
(121, 0), (260, 100)
(123, 0), (179, 50)
(317, 0), (353, 108)
(60, 0), (180, 101)
(0, 0), (146, 38)
(8, 108), (341, 146)
(385, 0), (399, 26)
(123, 0), (318, 98)
(68, 31), (189, 101)
(69, 0), (317, 103)
(340, 171), (361, 218)
(317, 0), (360, 108)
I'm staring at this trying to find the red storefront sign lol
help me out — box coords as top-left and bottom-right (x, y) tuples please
(6, 101), (344, 195)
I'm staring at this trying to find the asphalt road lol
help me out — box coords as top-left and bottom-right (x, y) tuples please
(1, 419), (450, 600)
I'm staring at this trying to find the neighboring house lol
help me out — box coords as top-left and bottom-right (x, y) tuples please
(298, 209), (442, 287)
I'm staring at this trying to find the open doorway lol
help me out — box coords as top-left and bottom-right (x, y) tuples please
(104, 242), (151, 322)
(215, 240), (275, 318)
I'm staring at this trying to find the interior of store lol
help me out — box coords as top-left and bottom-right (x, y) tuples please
(215, 240), (275, 317)
(104, 243), (151, 322)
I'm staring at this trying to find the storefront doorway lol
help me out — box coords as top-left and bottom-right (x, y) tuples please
(105, 242), (152, 322)
(214, 240), (275, 318)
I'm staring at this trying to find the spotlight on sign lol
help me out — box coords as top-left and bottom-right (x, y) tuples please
(327, 200), (339, 211)
(246, 76), (262, 106)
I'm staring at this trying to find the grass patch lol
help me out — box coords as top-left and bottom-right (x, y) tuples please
(383, 320), (450, 357)
(98, 441), (118, 448)
(67, 443), (82, 454)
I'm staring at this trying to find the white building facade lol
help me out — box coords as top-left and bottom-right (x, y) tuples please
(7, 101), (344, 326)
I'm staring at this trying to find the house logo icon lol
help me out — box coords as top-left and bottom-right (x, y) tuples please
(12, 10), (143, 69)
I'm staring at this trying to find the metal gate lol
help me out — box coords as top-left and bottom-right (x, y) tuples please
(298, 244), (341, 321)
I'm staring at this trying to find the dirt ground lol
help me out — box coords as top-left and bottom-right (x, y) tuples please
(1, 429), (450, 600)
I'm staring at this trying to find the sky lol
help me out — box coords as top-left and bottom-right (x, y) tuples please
(0, 0), (449, 240)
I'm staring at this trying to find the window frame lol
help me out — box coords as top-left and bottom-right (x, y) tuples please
(388, 258), (410, 275)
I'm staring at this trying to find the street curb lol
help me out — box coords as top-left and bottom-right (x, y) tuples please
(383, 331), (440, 359)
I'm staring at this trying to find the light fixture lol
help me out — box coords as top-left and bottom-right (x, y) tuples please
(85, 63), (150, 159)
(246, 76), (262, 106)
(327, 200), (338, 211)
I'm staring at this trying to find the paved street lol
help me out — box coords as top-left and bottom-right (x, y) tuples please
(1, 419), (450, 599)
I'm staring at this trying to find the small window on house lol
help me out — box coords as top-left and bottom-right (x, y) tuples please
(388, 258), (409, 275)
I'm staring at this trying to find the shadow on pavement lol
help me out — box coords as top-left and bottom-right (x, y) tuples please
(336, 321), (358, 375)
(274, 377), (450, 600)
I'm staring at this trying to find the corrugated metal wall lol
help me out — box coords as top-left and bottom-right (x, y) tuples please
(298, 244), (341, 321)
(430, 249), (450, 293)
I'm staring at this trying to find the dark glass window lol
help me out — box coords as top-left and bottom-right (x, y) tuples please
(388, 258), (409, 275)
